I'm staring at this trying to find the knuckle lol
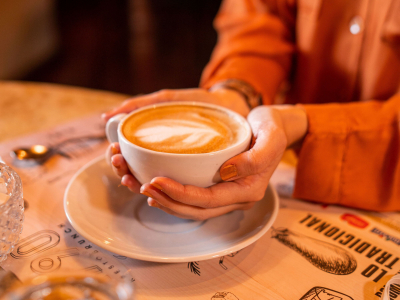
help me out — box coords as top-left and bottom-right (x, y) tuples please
(156, 89), (171, 99)
(203, 188), (219, 208)
(245, 150), (260, 175)
(253, 188), (265, 202)
(254, 189), (266, 202)
(121, 99), (132, 105)
(202, 197), (216, 209)
(186, 185), (217, 208)
(241, 181), (256, 193)
(241, 184), (266, 203)
(277, 132), (288, 150)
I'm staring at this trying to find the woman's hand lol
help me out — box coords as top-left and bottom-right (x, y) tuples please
(104, 87), (249, 192)
(102, 87), (250, 122)
(110, 105), (308, 220)
(104, 87), (250, 194)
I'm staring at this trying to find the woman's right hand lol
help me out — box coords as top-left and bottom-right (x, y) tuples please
(105, 103), (308, 214)
(134, 104), (308, 220)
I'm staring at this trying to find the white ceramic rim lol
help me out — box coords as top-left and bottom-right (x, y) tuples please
(117, 101), (252, 157)
(64, 156), (279, 263)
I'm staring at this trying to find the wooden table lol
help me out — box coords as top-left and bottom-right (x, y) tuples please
(0, 81), (399, 300)
(0, 81), (128, 142)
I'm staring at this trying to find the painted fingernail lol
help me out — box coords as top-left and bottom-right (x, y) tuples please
(111, 159), (120, 169)
(121, 175), (129, 186)
(140, 185), (154, 198)
(111, 144), (119, 155)
(151, 182), (163, 191)
(220, 164), (238, 181)
(141, 190), (153, 198)
(148, 199), (160, 208)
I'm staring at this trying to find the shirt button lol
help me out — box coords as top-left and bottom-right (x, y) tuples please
(349, 16), (363, 35)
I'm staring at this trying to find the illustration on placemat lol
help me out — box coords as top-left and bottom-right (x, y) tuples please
(189, 251), (241, 274)
(11, 230), (60, 259)
(219, 251), (240, 270)
(272, 228), (357, 275)
(30, 248), (80, 274)
(299, 286), (354, 300)
(340, 214), (369, 229)
(188, 261), (201, 276)
(211, 292), (239, 300)
(84, 265), (103, 274)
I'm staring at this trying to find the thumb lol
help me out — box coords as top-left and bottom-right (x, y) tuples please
(220, 107), (287, 181)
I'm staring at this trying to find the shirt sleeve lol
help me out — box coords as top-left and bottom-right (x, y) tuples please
(199, 0), (295, 104)
(293, 94), (400, 211)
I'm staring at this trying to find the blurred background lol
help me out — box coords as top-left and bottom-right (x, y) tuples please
(0, 0), (221, 95)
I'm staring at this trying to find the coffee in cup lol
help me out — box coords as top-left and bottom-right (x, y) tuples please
(121, 104), (246, 154)
(106, 102), (251, 187)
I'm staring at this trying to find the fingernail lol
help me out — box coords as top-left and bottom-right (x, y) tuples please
(141, 190), (153, 198)
(140, 185), (154, 198)
(111, 158), (120, 169)
(151, 182), (163, 191)
(220, 164), (238, 181)
(111, 144), (119, 155)
(121, 175), (129, 186)
(101, 113), (107, 120)
(148, 199), (160, 208)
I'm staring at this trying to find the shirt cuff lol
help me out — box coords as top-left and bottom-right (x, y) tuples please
(200, 55), (287, 105)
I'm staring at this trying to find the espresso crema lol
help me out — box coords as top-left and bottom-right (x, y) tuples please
(122, 105), (244, 154)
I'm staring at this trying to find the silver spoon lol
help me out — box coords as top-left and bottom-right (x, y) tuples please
(10, 135), (106, 165)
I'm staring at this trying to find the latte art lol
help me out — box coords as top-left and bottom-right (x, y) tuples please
(122, 105), (243, 154)
(134, 118), (221, 146)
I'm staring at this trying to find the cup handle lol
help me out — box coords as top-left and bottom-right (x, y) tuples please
(105, 113), (126, 143)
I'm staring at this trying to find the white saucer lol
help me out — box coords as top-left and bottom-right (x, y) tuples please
(64, 156), (279, 263)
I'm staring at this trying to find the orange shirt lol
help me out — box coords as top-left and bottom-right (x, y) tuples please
(200, 0), (400, 211)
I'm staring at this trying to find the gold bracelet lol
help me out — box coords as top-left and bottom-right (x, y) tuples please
(209, 79), (262, 109)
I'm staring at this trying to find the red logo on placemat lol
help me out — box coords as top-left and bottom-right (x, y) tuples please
(341, 214), (369, 229)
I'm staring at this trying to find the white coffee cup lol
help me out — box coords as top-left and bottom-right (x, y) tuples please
(105, 101), (251, 187)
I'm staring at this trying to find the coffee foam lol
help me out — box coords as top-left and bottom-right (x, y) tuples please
(122, 105), (243, 154)
(134, 118), (221, 145)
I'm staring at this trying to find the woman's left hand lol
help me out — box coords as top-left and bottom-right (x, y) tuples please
(136, 105), (307, 220)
